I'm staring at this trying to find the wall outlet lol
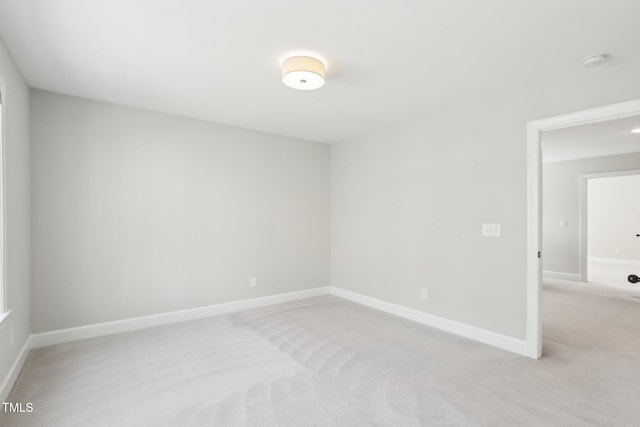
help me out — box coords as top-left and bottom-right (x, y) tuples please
(560, 219), (567, 228)
(614, 247), (621, 255)
(250, 277), (257, 288)
(482, 223), (501, 237)
(420, 287), (428, 300)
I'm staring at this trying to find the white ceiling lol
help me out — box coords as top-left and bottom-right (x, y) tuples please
(1, 0), (639, 143)
(543, 115), (640, 163)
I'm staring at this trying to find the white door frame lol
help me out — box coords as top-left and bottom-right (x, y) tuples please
(579, 169), (640, 282)
(526, 99), (640, 359)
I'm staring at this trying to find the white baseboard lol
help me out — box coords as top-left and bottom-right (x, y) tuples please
(3, 287), (330, 400)
(31, 287), (330, 348)
(588, 257), (640, 267)
(5, 283), (534, 401)
(29, 285), (533, 359)
(543, 270), (581, 281)
(329, 286), (531, 358)
(0, 336), (32, 403)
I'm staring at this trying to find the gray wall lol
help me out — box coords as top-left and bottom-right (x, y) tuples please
(0, 40), (31, 387)
(588, 174), (640, 261)
(31, 90), (330, 333)
(331, 61), (640, 340)
(543, 154), (640, 275)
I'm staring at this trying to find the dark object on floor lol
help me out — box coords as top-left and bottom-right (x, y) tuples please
(628, 274), (639, 284)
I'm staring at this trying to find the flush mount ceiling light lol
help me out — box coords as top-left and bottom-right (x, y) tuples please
(631, 128), (640, 134)
(281, 56), (325, 90)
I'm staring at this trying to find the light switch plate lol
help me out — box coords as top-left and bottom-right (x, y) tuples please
(482, 223), (501, 237)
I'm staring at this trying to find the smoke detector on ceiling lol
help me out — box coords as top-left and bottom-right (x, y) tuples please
(583, 54), (608, 68)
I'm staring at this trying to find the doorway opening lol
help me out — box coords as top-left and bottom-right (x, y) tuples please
(582, 171), (640, 288)
(525, 99), (640, 359)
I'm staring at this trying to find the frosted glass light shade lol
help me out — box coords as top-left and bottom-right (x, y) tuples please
(281, 56), (325, 90)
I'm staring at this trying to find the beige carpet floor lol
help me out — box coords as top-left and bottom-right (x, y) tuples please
(2, 285), (639, 426)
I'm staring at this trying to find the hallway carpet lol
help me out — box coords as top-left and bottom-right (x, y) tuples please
(2, 286), (639, 426)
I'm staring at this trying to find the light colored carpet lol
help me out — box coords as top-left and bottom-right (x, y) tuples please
(2, 287), (639, 426)
(545, 276), (640, 300)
